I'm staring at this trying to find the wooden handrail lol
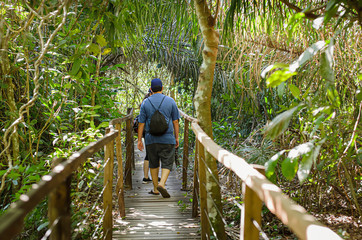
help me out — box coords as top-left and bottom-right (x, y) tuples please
(179, 110), (341, 240)
(179, 109), (198, 123)
(0, 109), (134, 240)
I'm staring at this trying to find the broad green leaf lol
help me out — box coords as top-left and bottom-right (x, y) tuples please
(281, 157), (298, 181)
(298, 152), (314, 183)
(288, 84), (300, 99)
(90, 121), (95, 129)
(324, 0), (339, 23)
(261, 63), (289, 79)
(70, 59), (81, 76)
(98, 121), (109, 129)
(88, 43), (100, 55)
(312, 17), (324, 30)
(287, 142), (314, 159)
(102, 48), (111, 55)
(320, 38), (334, 84)
(289, 41), (326, 72)
(266, 70), (297, 87)
(264, 105), (300, 139)
(265, 150), (286, 179)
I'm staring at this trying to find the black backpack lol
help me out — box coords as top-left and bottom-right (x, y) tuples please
(148, 96), (168, 136)
(133, 115), (139, 134)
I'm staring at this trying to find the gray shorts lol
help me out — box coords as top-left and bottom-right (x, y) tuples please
(146, 143), (175, 170)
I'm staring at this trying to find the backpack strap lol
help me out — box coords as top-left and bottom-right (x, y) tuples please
(148, 95), (166, 110)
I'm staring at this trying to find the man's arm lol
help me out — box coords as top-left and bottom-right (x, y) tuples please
(172, 119), (179, 148)
(137, 122), (145, 151)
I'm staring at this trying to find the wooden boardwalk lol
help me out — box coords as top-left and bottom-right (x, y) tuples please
(113, 146), (200, 239)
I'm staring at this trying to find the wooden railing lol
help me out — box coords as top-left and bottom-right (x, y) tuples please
(179, 110), (341, 240)
(0, 109), (134, 240)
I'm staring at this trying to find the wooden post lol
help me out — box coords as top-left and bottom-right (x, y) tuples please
(182, 119), (189, 190)
(198, 140), (209, 240)
(125, 108), (133, 189)
(240, 165), (265, 240)
(115, 123), (126, 217)
(103, 128), (114, 240)
(192, 137), (199, 218)
(48, 158), (71, 240)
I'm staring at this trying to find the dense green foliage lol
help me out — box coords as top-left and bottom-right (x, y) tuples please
(0, 0), (361, 238)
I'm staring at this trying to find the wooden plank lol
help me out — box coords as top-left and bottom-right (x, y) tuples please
(104, 128), (114, 240)
(113, 145), (200, 239)
(0, 130), (118, 239)
(190, 122), (341, 240)
(182, 119), (189, 190)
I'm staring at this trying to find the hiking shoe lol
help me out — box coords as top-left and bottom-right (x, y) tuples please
(143, 177), (152, 184)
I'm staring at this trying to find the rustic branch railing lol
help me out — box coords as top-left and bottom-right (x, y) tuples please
(0, 109), (134, 240)
(179, 110), (341, 240)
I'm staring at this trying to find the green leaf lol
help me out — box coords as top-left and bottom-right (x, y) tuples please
(264, 105), (300, 139)
(266, 69), (297, 88)
(288, 84), (300, 99)
(288, 142), (314, 159)
(96, 35), (107, 47)
(265, 150), (286, 179)
(37, 222), (49, 231)
(30, 119), (38, 126)
(297, 143), (321, 183)
(327, 86), (341, 108)
(70, 59), (81, 76)
(261, 63), (289, 78)
(88, 43), (100, 55)
(289, 41), (326, 72)
(297, 154), (313, 183)
(78, 180), (84, 189)
(320, 38), (335, 93)
(281, 156), (298, 181)
(97, 122), (109, 129)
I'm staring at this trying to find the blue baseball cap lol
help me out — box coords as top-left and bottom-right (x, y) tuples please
(151, 78), (162, 91)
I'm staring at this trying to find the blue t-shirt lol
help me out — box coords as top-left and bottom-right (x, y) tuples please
(139, 93), (180, 145)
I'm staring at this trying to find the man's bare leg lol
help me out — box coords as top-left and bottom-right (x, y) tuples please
(150, 167), (159, 193)
(143, 160), (149, 179)
(159, 168), (170, 188)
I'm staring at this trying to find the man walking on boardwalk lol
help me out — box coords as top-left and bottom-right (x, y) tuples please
(137, 78), (180, 198)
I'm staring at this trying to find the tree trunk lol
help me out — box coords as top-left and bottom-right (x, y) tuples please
(193, 1), (226, 239)
(0, 18), (20, 192)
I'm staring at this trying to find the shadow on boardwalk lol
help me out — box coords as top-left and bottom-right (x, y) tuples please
(113, 145), (200, 239)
